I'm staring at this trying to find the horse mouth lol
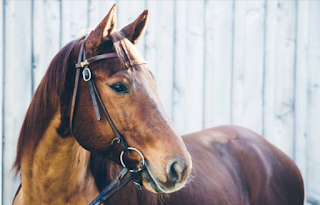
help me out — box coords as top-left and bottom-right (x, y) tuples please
(140, 162), (166, 193)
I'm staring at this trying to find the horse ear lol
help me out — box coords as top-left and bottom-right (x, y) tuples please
(121, 9), (148, 44)
(86, 4), (117, 49)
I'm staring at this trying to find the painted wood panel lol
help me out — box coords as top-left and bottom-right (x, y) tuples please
(61, 0), (88, 46)
(3, 1), (33, 204)
(33, 0), (61, 90)
(173, 1), (205, 134)
(1, 1), (320, 203)
(295, 0), (309, 198)
(263, 0), (278, 149)
(273, 1), (297, 158)
(117, 0), (146, 54)
(307, 0), (320, 202)
(0, 0), (3, 203)
(146, 1), (175, 120)
(264, 0), (297, 158)
(172, 0), (187, 133)
(204, 1), (234, 128)
(88, 1), (115, 29)
(232, 1), (265, 134)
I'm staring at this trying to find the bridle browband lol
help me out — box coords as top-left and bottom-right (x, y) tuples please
(70, 34), (145, 205)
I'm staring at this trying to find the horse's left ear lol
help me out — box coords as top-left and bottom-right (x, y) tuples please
(121, 9), (149, 44)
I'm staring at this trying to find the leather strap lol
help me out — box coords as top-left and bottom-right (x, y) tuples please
(70, 36), (88, 136)
(75, 53), (118, 68)
(70, 36), (128, 152)
(92, 80), (129, 151)
(89, 167), (131, 205)
(70, 68), (81, 136)
(71, 34), (143, 205)
(85, 67), (101, 121)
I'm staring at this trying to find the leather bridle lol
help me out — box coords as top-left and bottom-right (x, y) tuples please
(70, 35), (145, 205)
(70, 35), (129, 152)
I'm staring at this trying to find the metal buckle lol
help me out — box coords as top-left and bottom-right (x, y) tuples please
(120, 147), (145, 173)
(82, 67), (92, 82)
(111, 137), (121, 145)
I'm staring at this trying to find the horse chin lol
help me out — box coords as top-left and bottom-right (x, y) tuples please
(141, 162), (186, 194)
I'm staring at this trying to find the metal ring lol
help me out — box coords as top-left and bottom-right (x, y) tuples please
(82, 67), (91, 82)
(120, 147), (145, 172)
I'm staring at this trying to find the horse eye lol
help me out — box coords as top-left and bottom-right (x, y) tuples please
(109, 83), (129, 94)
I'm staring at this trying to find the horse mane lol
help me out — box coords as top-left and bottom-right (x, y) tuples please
(12, 36), (83, 176)
(12, 30), (159, 204)
(11, 31), (142, 176)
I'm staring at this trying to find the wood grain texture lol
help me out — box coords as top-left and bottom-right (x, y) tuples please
(295, 0), (309, 199)
(61, 0), (88, 46)
(0, 0), (3, 203)
(172, 0), (187, 133)
(33, 0), (61, 90)
(3, 1), (32, 204)
(204, 1), (234, 128)
(179, 1), (205, 134)
(232, 1), (265, 134)
(307, 0), (320, 201)
(117, 0), (146, 54)
(88, 1), (115, 29)
(263, 0), (278, 148)
(274, 1), (297, 158)
(1, 1), (320, 202)
(145, 1), (174, 120)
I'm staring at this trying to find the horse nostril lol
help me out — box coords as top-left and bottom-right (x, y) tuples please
(167, 160), (184, 184)
(169, 162), (180, 182)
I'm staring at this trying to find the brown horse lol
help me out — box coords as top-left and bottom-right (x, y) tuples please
(13, 4), (304, 205)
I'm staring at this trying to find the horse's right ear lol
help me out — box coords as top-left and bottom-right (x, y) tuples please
(85, 4), (117, 51)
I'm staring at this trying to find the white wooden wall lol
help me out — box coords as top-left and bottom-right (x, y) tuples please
(1, 1), (319, 204)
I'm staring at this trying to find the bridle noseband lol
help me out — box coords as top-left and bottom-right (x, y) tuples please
(70, 35), (145, 205)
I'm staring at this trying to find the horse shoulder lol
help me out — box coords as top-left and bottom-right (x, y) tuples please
(181, 125), (304, 205)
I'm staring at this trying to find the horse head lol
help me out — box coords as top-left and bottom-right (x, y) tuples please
(70, 4), (192, 194)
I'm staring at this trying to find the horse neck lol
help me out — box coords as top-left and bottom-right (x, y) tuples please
(20, 110), (98, 204)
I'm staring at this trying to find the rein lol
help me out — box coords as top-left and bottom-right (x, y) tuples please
(70, 35), (144, 204)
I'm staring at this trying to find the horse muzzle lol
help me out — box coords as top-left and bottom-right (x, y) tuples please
(142, 155), (192, 193)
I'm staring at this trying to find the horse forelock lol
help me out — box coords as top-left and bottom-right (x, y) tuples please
(12, 37), (83, 176)
(109, 30), (147, 71)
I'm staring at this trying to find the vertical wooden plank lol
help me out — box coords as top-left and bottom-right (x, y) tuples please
(3, 0), (32, 203)
(117, 1), (146, 54)
(204, 1), (234, 128)
(172, 0), (186, 133)
(173, 1), (205, 134)
(266, 1), (297, 157)
(274, 1), (297, 158)
(263, 1), (278, 146)
(144, 1), (157, 75)
(232, 1), (265, 134)
(307, 0), (320, 202)
(61, 0), (88, 47)
(88, 1), (115, 29)
(0, 0), (3, 203)
(33, 0), (61, 90)
(145, 1), (174, 120)
(295, 0), (309, 200)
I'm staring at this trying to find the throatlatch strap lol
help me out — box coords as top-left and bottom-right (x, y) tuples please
(70, 68), (81, 136)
